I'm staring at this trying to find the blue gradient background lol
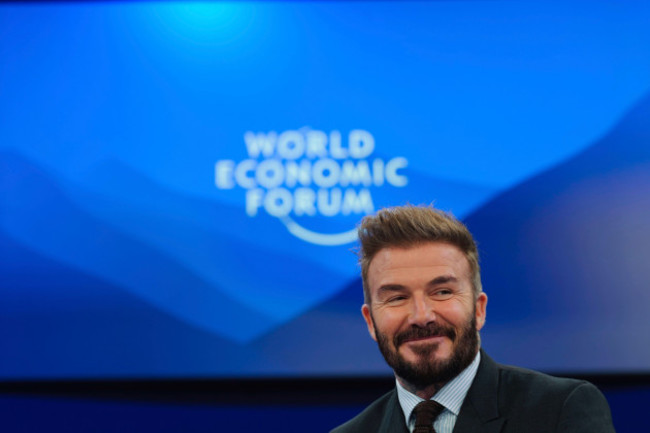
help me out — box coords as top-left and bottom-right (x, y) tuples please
(1, 1), (650, 379)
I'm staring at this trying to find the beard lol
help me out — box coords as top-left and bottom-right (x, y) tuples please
(373, 313), (479, 390)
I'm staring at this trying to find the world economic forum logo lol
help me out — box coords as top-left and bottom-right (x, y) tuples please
(214, 128), (408, 246)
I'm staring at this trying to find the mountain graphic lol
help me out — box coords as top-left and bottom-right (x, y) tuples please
(0, 150), (358, 378)
(0, 150), (278, 343)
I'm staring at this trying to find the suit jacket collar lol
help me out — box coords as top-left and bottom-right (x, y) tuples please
(379, 390), (409, 433)
(452, 349), (505, 433)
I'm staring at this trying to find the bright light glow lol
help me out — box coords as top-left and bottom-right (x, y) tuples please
(150, 2), (258, 46)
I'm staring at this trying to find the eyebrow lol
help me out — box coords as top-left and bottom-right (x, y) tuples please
(376, 284), (407, 297)
(428, 275), (459, 286)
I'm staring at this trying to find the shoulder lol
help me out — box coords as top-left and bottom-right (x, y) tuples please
(497, 361), (588, 394)
(477, 353), (596, 402)
(495, 361), (602, 402)
(330, 390), (398, 433)
(492, 361), (614, 431)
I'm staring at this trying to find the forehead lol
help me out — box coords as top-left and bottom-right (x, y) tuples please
(367, 242), (470, 290)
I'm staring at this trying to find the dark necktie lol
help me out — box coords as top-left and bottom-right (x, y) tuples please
(413, 400), (445, 433)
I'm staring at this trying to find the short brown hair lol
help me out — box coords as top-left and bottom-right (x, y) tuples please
(358, 205), (482, 303)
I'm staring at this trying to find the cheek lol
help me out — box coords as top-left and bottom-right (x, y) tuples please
(438, 302), (474, 326)
(373, 311), (403, 337)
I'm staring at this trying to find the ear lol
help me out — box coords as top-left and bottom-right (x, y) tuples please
(475, 292), (488, 331)
(361, 304), (377, 342)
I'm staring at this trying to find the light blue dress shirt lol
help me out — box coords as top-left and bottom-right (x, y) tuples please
(396, 351), (481, 433)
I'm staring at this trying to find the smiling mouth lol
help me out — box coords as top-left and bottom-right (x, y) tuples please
(404, 335), (445, 344)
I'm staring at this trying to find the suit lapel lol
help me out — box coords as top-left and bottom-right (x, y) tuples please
(453, 351), (505, 433)
(378, 390), (409, 433)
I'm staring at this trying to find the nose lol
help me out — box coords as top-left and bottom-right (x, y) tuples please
(407, 293), (436, 327)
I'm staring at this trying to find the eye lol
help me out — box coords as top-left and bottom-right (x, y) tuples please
(432, 289), (453, 300)
(386, 295), (408, 304)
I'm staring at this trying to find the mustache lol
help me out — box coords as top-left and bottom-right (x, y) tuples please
(393, 323), (456, 347)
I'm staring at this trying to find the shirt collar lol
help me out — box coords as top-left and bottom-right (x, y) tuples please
(396, 351), (481, 424)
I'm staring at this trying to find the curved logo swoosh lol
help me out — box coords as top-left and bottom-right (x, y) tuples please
(279, 216), (358, 246)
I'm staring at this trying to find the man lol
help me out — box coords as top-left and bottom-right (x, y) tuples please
(331, 205), (615, 433)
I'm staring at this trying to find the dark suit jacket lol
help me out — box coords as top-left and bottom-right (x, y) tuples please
(331, 351), (615, 433)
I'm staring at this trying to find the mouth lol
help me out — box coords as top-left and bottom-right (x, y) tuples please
(403, 335), (445, 345)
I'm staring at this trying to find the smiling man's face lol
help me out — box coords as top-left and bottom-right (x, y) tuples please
(362, 242), (487, 391)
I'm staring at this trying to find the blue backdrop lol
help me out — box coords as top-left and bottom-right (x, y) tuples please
(1, 1), (650, 379)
